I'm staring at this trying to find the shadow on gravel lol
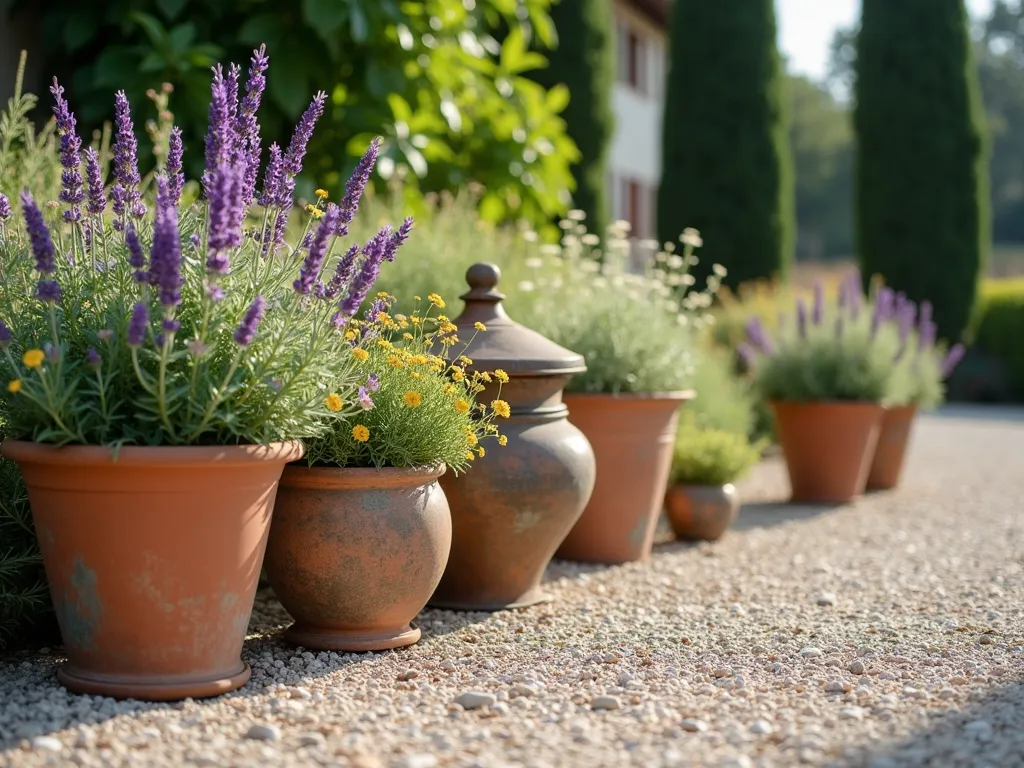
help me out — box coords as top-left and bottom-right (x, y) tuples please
(731, 501), (844, 532)
(853, 682), (1024, 768)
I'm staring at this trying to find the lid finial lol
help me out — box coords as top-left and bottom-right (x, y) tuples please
(462, 262), (506, 303)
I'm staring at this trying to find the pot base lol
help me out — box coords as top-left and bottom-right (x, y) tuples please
(284, 623), (421, 652)
(428, 586), (552, 612)
(57, 662), (251, 701)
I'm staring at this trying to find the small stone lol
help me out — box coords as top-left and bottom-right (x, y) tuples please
(800, 647), (823, 658)
(31, 737), (63, 752)
(965, 720), (993, 740)
(454, 691), (496, 710)
(839, 707), (865, 721)
(439, 659), (457, 672)
(681, 718), (708, 733)
(397, 755), (438, 768)
(750, 720), (774, 735)
(298, 732), (326, 748)
(979, 635), (996, 645)
(244, 724), (281, 741)
(938, 688), (957, 700)
(848, 660), (866, 675)
(816, 593), (836, 607)
(591, 695), (621, 711)
(713, 667), (733, 678)
(825, 680), (849, 693)
(949, 676), (969, 685)
(397, 669), (419, 681)
(511, 683), (538, 698)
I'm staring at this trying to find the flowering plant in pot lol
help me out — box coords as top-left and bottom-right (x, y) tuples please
(865, 288), (966, 491)
(0, 48), (403, 699)
(263, 292), (507, 651)
(664, 417), (765, 542)
(741, 273), (898, 503)
(516, 217), (721, 564)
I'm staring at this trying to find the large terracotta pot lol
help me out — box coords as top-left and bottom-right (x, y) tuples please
(1, 439), (302, 701)
(866, 405), (917, 491)
(664, 483), (740, 542)
(429, 263), (596, 611)
(556, 392), (693, 564)
(264, 464), (451, 651)
(771, 401), (884, 503)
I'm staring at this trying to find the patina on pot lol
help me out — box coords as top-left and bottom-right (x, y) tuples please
(264, 464), (451, 651)
(866, 404), (917, 491)
(771, 400), (884, 503)
(557, 392), (693, 564)
(429, 263), (596, 611)
(1, 439), (303, 701)
(664, 483), (740, 542)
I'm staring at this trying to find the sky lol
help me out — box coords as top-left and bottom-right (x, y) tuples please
(776, 0), (998, 82)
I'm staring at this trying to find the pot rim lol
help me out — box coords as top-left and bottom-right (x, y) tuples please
(668, 481), (736, 492)
(769, 399), (883, 409)
(281, 462), (447, 490)
(0, 439), (304, 466)
(563, 390), (696, 402)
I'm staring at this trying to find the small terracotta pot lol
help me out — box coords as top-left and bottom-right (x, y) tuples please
(664, 483), (740, 542)
(556, 392), (693, 564)
(264, 464), (451, 651)
(866, 405), (917, 491)
(770, 401), (884, 503)
(1, 439), (303, 701)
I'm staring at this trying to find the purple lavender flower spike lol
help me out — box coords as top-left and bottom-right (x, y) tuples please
(340, 226), (391, 316)
(86, 347), (102, 368)
(111, 90), (145, 220)
(148, 178), (183, 307)
(737, 342), (757, 369)
(162, 318), (181, 333)
(383, 217), (414, 263)
(206, 163), (245, 274)
(870, 287), (895, 338)
(941, 344), (966, 378)
(896, 299), (916, 344)
(20, 192), (55, 273)
(167, 127), (184, 207)
(36, 280), (61, 304)
(234, 46), (269, 206)
(258, 143), (284, 207)
(335, 137), (380, 237)
(796, 298), (808, 339)
(358, 386), (375, 410)
(0, 320), (11, 345)
(367, 373), (380, 392)
(365, 297), (386, 323)
(127, 302), (149, 346)
(325, 244), (360, 300)
(234, 295), (266, 346)
(49, 78), (84, 222)
(918, 300), (933, 329)
(294, 204), (341, 295)
(206, 283), (225, 302)
(84, 148), (105, 215)
(0, 192), (10, 220)
(847, 275), (863, 321)
(918, 320), (937, 351)
(744, 316), (774, 354)
(811, 280), (824, 326)
(204, 65), (230, 180)
(284, 92), (327, 178)
(125, 224), (146, 282)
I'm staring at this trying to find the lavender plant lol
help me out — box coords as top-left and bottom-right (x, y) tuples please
(0, 47), (408, 447)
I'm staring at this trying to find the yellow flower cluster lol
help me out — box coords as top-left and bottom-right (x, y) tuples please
(325, 393), (344, 412)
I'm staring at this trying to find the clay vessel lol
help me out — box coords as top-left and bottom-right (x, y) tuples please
(771, 400), (884, 503)
(429, 264), (596, 611)
(1, 439), (303, 701)
(264, 464), (451, 651)
(866, 404), (917, 491)
(664, 483), (740, 542)
(556, 392), (693, 564)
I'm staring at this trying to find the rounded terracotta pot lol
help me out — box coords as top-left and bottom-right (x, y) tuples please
(866, 405), (917, 491)
(664, 483), (740, 542)
(264, 464), (451, 651)
(431, 376), (596, 611)
(1, 439), (303, 701)
(556, 392), (693, 564)
(770, 401), (884, 504)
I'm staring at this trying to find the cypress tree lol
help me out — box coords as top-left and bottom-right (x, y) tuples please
(855, 0), (989, 342)
(657, 1), (794, 288)
(530, 0), (615, 237)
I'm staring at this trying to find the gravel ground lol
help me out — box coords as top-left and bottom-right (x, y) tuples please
(2, 406), (1022, 768)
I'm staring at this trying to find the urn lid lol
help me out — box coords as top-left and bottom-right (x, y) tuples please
(448, 263), (586, 377)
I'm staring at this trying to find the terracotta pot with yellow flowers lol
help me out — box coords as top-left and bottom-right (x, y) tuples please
(263, 293), (507, 652)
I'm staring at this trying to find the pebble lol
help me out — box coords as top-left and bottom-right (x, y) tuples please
(243, 724), (280, 741)
(298, 732), (326, 747)
(848, 660), (866, 675)
(750, 720), (774, 735)
(590, 695), (621, 711)
(681, 719), (708, 733)
(30, 737), (63, 752)
(816, 593), (836, 607)
(454, 692), (496, 710)
(800, 647), (823, 659)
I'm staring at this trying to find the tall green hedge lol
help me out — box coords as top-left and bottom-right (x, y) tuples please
(529, 0), (615, 236)
(855, 0), (990, 342)
(657, 0), (794, 288)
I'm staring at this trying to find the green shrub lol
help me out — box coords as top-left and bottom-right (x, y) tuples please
(688, 344), (756, 437)
(670, 425), (765, 486)
(970, 279), (1024, 400)
(855, 0), (990, 342)
(658, 0), (795, 288)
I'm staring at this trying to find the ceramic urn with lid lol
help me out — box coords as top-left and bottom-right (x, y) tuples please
(429, 263), (596, 610)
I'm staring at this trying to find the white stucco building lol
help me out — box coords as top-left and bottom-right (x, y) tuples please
(608, 0), (670, 240)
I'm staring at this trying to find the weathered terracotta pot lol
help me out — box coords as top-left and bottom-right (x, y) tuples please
(264, 464), (451, 651)
(664, 483), (740, 542)
(771, 401), (884, 503)
(429, 264), (596, 611)
(556, 392), (694, 564)
(1, 439), (302, 701)
(866, 405), (917, 491)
